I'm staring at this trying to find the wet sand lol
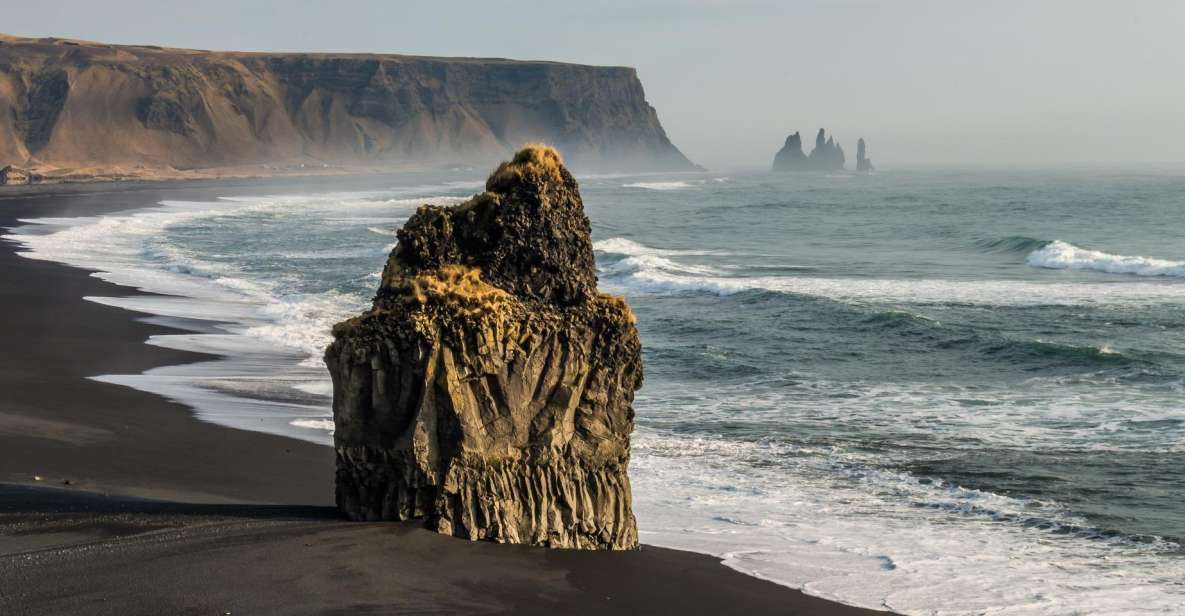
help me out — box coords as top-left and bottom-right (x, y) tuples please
(0, 183), (891, 615)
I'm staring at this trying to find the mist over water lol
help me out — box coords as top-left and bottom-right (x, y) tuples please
(8, 168), (1185, 614)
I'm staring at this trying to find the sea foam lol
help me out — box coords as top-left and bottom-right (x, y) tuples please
(632, 426), (1185, 615)
(2, 185), (473, 441)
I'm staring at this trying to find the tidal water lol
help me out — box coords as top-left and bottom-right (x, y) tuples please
(8, 168), (1185, 614)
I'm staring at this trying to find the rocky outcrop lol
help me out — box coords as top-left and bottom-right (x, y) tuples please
(856, 138), (874, 172)
(326, 145), (642, 550)
(0, 34), (696, 179)
(771, 131), (807, 171)
(0, 165), (35, 185)
(772, 128), (845, 171)
(809, 128), (846, 171)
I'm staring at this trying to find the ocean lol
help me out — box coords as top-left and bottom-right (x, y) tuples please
(7, 168), (1185, 614)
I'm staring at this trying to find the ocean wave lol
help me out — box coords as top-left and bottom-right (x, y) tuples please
(594, 239), (1185, 306)
(980, 337), (1135, 366)
(603, 266), (1185, 306)
(602, 255), (723, 277)
(218, 192), (468, 211)
(853, 310), (1150, 372)
(622, 181), (693, 190)
(245, 289), (368, 366)
(1027, 240), (1185, 278)
(4, 193), (384, 370)
(291, 418), (335, 432)
(594, 237), (726, 257)
(293, 380), (334, 397)
(857, 309), (942, 331)
(975, 235), (1050, 254)
(631, 428), (1185, 615)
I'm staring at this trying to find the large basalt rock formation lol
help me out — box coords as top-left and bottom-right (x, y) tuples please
(326, 145), (642, 550)
(772, 128), (846, 171)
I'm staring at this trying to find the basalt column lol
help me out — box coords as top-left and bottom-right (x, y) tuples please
(326, 145), (642, 550)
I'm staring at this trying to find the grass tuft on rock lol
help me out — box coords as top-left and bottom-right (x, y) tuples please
(486, 144), (567, 192)
(395, 265), (512, 318)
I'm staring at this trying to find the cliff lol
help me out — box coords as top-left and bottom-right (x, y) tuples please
(0, 33), (695, 180)
(772, 128), (846, 171)
(326, 145), (642, 550)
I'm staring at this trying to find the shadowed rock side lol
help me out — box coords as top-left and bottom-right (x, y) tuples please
(0, 33), (696, 178)
(326, 145), (642, 550)
(773, 128), (845, 171)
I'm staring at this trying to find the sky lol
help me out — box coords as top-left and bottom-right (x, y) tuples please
(5, 1), (1183, 170)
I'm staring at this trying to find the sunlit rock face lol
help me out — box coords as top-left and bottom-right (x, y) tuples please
(0, 35), (697, 178)
(326, 145), (642, 550)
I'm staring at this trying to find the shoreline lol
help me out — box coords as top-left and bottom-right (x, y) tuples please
(0, 182), (892, 615)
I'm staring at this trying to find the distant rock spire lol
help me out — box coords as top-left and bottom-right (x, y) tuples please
(856, 138), (874, 172)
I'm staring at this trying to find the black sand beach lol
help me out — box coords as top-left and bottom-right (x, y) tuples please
(0, 184), (891, 615)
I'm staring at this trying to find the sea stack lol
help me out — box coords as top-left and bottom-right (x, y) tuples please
(808, 129), (846, 171)
(326, 145), (642, 550)
(856, 138), (874, 172)
(772, 128), (845, 171)
(771, 131), (807, 171)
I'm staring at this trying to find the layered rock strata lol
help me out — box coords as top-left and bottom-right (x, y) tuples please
(326, 145), (642, 550)
(0, 33), (696, 178)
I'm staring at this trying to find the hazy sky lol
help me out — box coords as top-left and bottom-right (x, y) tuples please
(5, 1), (1183, 170)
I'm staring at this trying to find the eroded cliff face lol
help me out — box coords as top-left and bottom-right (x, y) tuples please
(326, 145), (642, 550)
(0, 34), (695, 178)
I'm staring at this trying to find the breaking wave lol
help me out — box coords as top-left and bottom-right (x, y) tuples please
(622, 181), (693, 190)
(593, 237), (726, 257)
(1027, 240), (1185, 278)
(366, 226), (399, 237)
(595, 237), (1185, 306)
(631, 427), (1185, 615)
(974, 235), (1050, 254)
